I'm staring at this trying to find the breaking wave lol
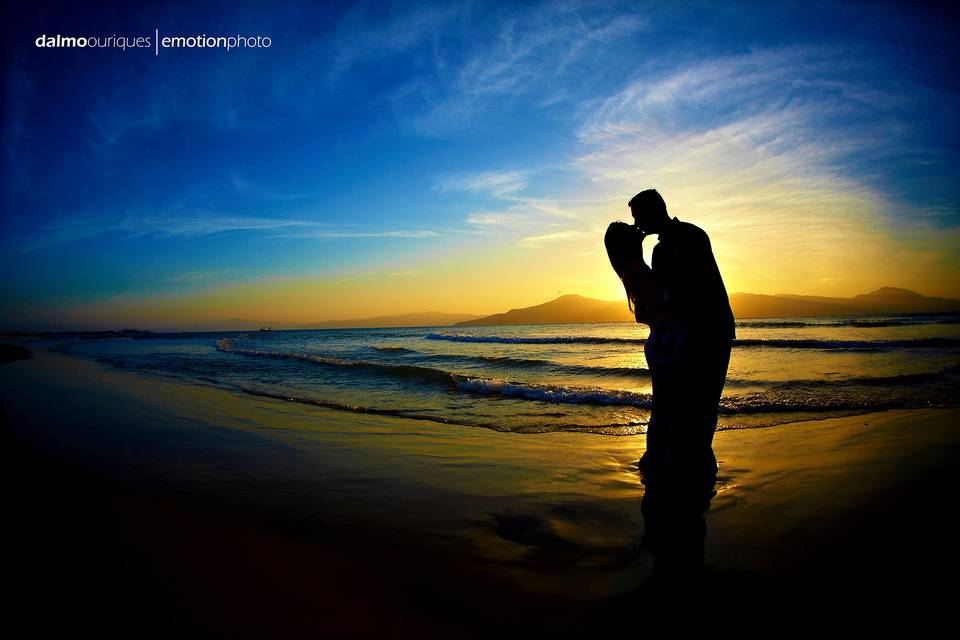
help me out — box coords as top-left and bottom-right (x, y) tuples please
(425, 333), (960, 350)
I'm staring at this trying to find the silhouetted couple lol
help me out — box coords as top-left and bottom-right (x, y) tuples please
(606, 189), (734, 489)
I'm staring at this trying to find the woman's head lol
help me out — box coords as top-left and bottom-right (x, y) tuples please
(605, 221), (642, 278)
(605, 221), (644, 313)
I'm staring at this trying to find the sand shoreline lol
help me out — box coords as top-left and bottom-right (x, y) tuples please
(3, 349), (958, 633)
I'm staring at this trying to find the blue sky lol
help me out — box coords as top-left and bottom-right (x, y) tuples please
(2, 0), (959, 329)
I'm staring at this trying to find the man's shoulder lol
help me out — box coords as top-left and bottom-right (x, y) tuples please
(675, 219), (706, 235)
(667, 218), (710, 245)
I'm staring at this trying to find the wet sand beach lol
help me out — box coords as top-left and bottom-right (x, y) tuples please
(3, 349), (958, 635)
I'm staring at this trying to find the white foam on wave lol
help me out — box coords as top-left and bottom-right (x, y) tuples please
(425, 333), (960, 350)
(455, 378), (652, 407)
(424, 332), (645, 345)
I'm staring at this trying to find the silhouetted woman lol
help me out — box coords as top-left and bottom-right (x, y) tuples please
(605, 221), (690, 479)
(605, 222), (655, 325)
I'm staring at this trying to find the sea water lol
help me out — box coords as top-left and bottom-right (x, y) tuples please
(39, 315), (960, 435)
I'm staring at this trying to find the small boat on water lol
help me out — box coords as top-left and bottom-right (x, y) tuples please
(259, 327), (272, 332)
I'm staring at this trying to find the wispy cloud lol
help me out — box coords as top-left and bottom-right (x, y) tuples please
(22, 214), (321, 252)
(437, 167), (582, 238)
(328, 270), (378, 287)
(322, 2), (465, 84)
(437, 166), (582, 234)
(465, 211), (527, 225)
(383, 2), (646, 135)
(576, 45), (943, 205)
(272, 230), (439, 239)
(509, 195), (581, 220)
(519, 229), (587, 248)
(229, 172), (306, 202)
(1, 54), (32, 188)
(23, 213), (440, 251)
(435, 170), (527, 197)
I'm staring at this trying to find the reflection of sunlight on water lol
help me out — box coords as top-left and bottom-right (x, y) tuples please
(714, 482), (739, 494)
(726, 348), (959, 384)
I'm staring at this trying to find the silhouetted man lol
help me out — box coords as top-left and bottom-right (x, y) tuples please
(628, 189), (734, 483)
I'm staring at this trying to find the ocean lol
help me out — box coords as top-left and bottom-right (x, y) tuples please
(37, 314), (960, 435)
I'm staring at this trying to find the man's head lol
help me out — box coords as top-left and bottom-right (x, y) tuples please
(628, 189), (669, 234)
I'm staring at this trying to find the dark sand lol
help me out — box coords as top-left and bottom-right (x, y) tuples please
(2, 348), (958, 635)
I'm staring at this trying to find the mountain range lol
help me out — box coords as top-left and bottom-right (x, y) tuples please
(454, 287), (960, 327)
(48, 287), (954, 332)
(729, 287), (960, 318)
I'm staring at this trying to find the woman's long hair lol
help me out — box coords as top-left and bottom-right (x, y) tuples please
(605, 221), (642, 313)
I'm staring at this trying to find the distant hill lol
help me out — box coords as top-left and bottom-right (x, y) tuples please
(849, 286), (960, 312)
(732, 287), (960, 318)
(455, 294), (633, 326)
(456, 287), (960, 327)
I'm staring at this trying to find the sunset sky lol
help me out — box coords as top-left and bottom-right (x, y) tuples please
(2, 0), (958, 330)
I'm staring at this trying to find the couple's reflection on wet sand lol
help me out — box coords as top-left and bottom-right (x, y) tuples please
(637, 451), (717, 592)
(585, 451), (719, 629)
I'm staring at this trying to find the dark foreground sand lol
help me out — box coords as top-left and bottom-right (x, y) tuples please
(2, 349), (958, 635)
